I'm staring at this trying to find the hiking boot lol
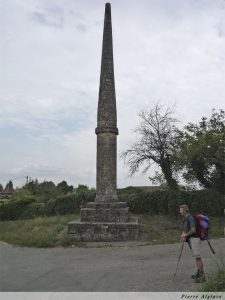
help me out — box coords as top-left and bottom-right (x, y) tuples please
(191, 270), (200, 279)
(194, 271), (206, 283)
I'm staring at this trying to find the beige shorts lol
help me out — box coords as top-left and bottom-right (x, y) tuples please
(190, 237), (201, 258)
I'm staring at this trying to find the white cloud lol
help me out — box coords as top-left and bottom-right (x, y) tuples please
(0, 0), (225, 188)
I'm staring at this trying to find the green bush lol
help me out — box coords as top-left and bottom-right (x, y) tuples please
(0, 185), (96, 221)
(1, 185), (223, 221)
(167, 190), (225, 217)
(54, 194), (78, 215)
(52, 186), (96, 216)
(118, 187), (145, 213)
(0, 196), (36, 220)
(45, 188), (96, 217)
(118, 187), (225, 216)
(152, 190), (169, 214)
(118, 188), (159, 214)
(45, 199), (57, 216)
(75, 185), (96, 207)
(202, 264), (225, 292)
(21, 202), (46, 219)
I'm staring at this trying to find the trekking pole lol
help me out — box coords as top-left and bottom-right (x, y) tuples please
(172, 240), (185, 282)
(207, 240), (215, 255)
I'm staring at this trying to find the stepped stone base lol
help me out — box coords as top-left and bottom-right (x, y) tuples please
(68, 216), (139, 242)
(68, 201), (139, 242)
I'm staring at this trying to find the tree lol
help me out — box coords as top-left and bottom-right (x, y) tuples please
(0, 183), (3, 192)
(175, 109), (225, 194)
(38, 181), (57, 201)
(24, 179), (40, 195)
(121, 103), (179, 190)
(57, 180), (74, 194)
(23, 180), (57, 201)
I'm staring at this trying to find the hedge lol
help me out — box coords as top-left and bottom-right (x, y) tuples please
(0, 189), (96, 221)
(0, 196), (36, 220)
(0, 187), (224, 221)
(118, 188), (225, 216)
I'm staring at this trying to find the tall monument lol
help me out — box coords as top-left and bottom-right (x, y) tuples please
(68, 3), (139, 241)
(95, 2), (118, 203)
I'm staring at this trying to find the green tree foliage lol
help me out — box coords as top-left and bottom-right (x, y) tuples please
(121, 103), (179, 190)
(0, 183), (96, 221)
(118, 187), (224, 216)
(0, 197), (36, 220)
(22, 180), (58, 202)
(23, 179), (40, 195)
(57, 180), (74, 194)
(175, 109), (225, 194)
(1, 184), (224, 221)
(75, 185), (96, 207)
(38, 181), (57, 201)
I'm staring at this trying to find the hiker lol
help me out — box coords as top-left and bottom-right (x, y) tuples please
(179, 204), (206, 283)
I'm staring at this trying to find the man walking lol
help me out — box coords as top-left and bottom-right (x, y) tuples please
(179, 204), (206, 283)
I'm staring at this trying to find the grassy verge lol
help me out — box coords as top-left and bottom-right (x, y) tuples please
(139, 214), (183, 244)
(0, 214), (224, 248)
(139, 215), (224, 244)
(202, 258), (225, 292)
(0, 214), (79, 248)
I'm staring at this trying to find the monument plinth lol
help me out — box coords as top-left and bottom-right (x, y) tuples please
(68, 3), (139, 242)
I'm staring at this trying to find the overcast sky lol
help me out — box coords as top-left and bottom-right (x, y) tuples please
(1, 0), (225, 188)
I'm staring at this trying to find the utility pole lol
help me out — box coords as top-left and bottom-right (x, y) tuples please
(25, 176), (29, 184)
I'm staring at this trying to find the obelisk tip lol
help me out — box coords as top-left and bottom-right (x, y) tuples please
(105, 3), (111, 10)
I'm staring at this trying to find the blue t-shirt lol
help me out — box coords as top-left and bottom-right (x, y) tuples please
(183, 213), (195, 234)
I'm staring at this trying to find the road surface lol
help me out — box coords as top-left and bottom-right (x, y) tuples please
(0, 238), (224, 292)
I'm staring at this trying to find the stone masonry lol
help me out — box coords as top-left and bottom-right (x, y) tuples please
(68, 3), (139, 242)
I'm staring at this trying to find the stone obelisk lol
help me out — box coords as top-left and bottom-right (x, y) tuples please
(68, 3), (139, 241)
(95, 2), (118, 203)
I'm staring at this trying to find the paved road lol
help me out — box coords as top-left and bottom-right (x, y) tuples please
(0, 239), (224, 292)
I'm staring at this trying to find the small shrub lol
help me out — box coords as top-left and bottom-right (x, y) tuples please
(75, 185), (96, 207)
(45, 199), (57, 216)
(153, 190), (169, 214)
(21, 202), (46, 219)
(0, 197), (36, 220)
(54, 194), (78, 215)
(202, 264), (225, 292)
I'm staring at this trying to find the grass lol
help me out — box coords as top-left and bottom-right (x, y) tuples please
(139, 214), (225, 244)
(139, 214), (183, 244)
(0, 214), (80, 248)
(0, 214), (224, 248)
(207, 216), (225, 238)
(202, 255), (225, 292)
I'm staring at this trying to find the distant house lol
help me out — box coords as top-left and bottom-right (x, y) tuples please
(0, 181), (15, 200)
(135, 186), (160, 192)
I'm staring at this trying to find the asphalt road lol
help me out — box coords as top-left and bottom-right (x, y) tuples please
(0, 238), (224, 292)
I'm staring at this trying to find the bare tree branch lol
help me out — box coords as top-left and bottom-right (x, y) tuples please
(120, 103), (179, 189)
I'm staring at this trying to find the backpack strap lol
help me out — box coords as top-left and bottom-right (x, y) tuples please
(193, 215), (200, 238)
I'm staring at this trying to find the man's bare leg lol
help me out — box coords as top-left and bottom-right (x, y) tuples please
(196, 257), (203, 272)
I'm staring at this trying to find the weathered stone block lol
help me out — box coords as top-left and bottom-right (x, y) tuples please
(86, 202), (127, 209)
(80, 202), (129, 223)
(81, 207), (129, 223)
(68, 216), (139, 242)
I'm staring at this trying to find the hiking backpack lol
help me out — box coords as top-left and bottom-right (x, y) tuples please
(187, 213), (215, 254)
(194, 214), (209, 240)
